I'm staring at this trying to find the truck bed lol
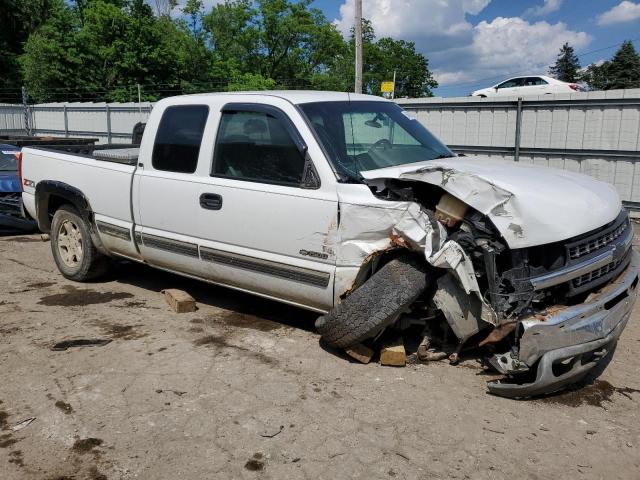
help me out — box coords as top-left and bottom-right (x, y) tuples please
(30, 144), (140, 165)
(21, 147), (137, 224)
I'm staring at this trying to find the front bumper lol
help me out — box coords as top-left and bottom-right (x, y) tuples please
(487, 250), (639, 398)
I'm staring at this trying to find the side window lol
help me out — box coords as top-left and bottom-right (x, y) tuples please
(497, 78), (523, 89)
(152, 105), (209, 173)
(212, 110), (307, 186)
(524, 77), (548, 86)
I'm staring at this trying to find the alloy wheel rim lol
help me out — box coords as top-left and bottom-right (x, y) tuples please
(57, 219), (83, 268)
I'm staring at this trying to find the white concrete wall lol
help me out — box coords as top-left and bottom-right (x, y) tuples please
(397, 88), (640, 151)
(0, 102), (152, 144)
(0, 104), (26, 135)
(30, 102), (152, 144)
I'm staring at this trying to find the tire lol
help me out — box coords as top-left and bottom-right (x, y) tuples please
(316, 254), (430, 349)
(50, 205), (109, 281)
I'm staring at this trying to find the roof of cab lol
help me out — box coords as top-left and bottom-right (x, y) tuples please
(184, 90), (388, 105)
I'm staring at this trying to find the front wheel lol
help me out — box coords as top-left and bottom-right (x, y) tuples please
(316, 254), (430, 348)
(50, 205), (109, 281)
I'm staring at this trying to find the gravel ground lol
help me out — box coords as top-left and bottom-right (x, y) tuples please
(1, 232), (639, 480)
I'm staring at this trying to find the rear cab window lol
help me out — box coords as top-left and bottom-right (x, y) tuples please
(0, 148), (19, 172)
(152, 105), (209, 173)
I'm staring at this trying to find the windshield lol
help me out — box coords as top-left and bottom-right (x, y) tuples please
(0, 149), (19, 172)
(300, 101), (454, 180)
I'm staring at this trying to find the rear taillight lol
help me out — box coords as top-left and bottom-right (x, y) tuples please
(15, 152), (23, 190)
(569, 84), (579, 91)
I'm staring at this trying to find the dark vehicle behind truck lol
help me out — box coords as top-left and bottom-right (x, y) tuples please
(0, 136), (99, 231)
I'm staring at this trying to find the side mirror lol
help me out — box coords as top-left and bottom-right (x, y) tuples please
(494, 87), (499, 92)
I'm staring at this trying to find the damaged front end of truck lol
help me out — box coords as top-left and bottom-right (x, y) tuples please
(322, 159), (638, 398)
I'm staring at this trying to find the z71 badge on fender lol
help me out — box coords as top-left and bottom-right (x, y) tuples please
(299, 249), (329, 260)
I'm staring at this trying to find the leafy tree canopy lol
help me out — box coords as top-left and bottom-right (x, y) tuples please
(582, 41), (640, 91)
(16, 0), (437, 101)
(0, 0), (55, 96)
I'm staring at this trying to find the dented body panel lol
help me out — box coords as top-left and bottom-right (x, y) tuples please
(488, 251), (638, 397)
(361, 157), (621, 249)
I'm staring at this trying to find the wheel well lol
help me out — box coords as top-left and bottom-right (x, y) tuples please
(35, 181), (91, 233)
(47, 195), (73, 220)
(341, 248), (421, 299)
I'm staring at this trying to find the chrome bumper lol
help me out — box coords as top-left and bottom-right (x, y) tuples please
(487, 250), (639, 398)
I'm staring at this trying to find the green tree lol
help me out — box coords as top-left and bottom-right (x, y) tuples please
(227, 72), (276, 91)
(368, 37), (437, 97)
(18, 0), (437, 100)
(0, 0), (56, 96)
(549, 42), (580, 83)
(203, 0), (347, 89)
(582, 41), (640, 91)
(203, 0), (260, 76)
(20, 0), (89, 102)
(581, 61), (611, 91)
(182, 0), (204, 37)
(606, 41), (640, 90)
(337, 19), (437, 97)
(21, 0), (214, 102)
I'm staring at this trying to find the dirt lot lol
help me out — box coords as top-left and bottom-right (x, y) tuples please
(1, 232), (639, 480)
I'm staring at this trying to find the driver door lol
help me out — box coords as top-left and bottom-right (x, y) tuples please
(495, 78), (524, 96)
(194, 101), (339, 312)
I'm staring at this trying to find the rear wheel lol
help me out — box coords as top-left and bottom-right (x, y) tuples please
(50, 205), (109, 281)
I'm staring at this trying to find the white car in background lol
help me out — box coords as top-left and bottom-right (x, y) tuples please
(471, 75), (583, 97)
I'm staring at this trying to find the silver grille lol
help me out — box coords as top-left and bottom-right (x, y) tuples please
(569, 219), (629, 260)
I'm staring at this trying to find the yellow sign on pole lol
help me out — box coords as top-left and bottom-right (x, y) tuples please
(380, 81), (394, 93)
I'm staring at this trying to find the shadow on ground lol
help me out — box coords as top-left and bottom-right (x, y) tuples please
(110, 260), (318, 332)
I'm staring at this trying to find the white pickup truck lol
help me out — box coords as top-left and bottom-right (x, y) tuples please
(21, 91), (638, 397)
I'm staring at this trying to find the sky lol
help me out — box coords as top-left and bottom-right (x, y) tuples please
(186, 0), (640, 97)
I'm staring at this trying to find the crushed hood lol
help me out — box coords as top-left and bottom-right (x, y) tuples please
(361, 156), (621, 249)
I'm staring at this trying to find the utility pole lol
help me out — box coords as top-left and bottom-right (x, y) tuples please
(354, 0), (363, 94)
(391, 70), (396, 99)
(21, 86), (32, 136)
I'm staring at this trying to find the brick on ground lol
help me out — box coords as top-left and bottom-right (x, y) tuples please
(163, 289), (196, 313)
(380, 339), (406, 367)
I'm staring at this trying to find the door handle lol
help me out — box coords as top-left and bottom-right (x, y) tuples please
(200, 193), (223, 210)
